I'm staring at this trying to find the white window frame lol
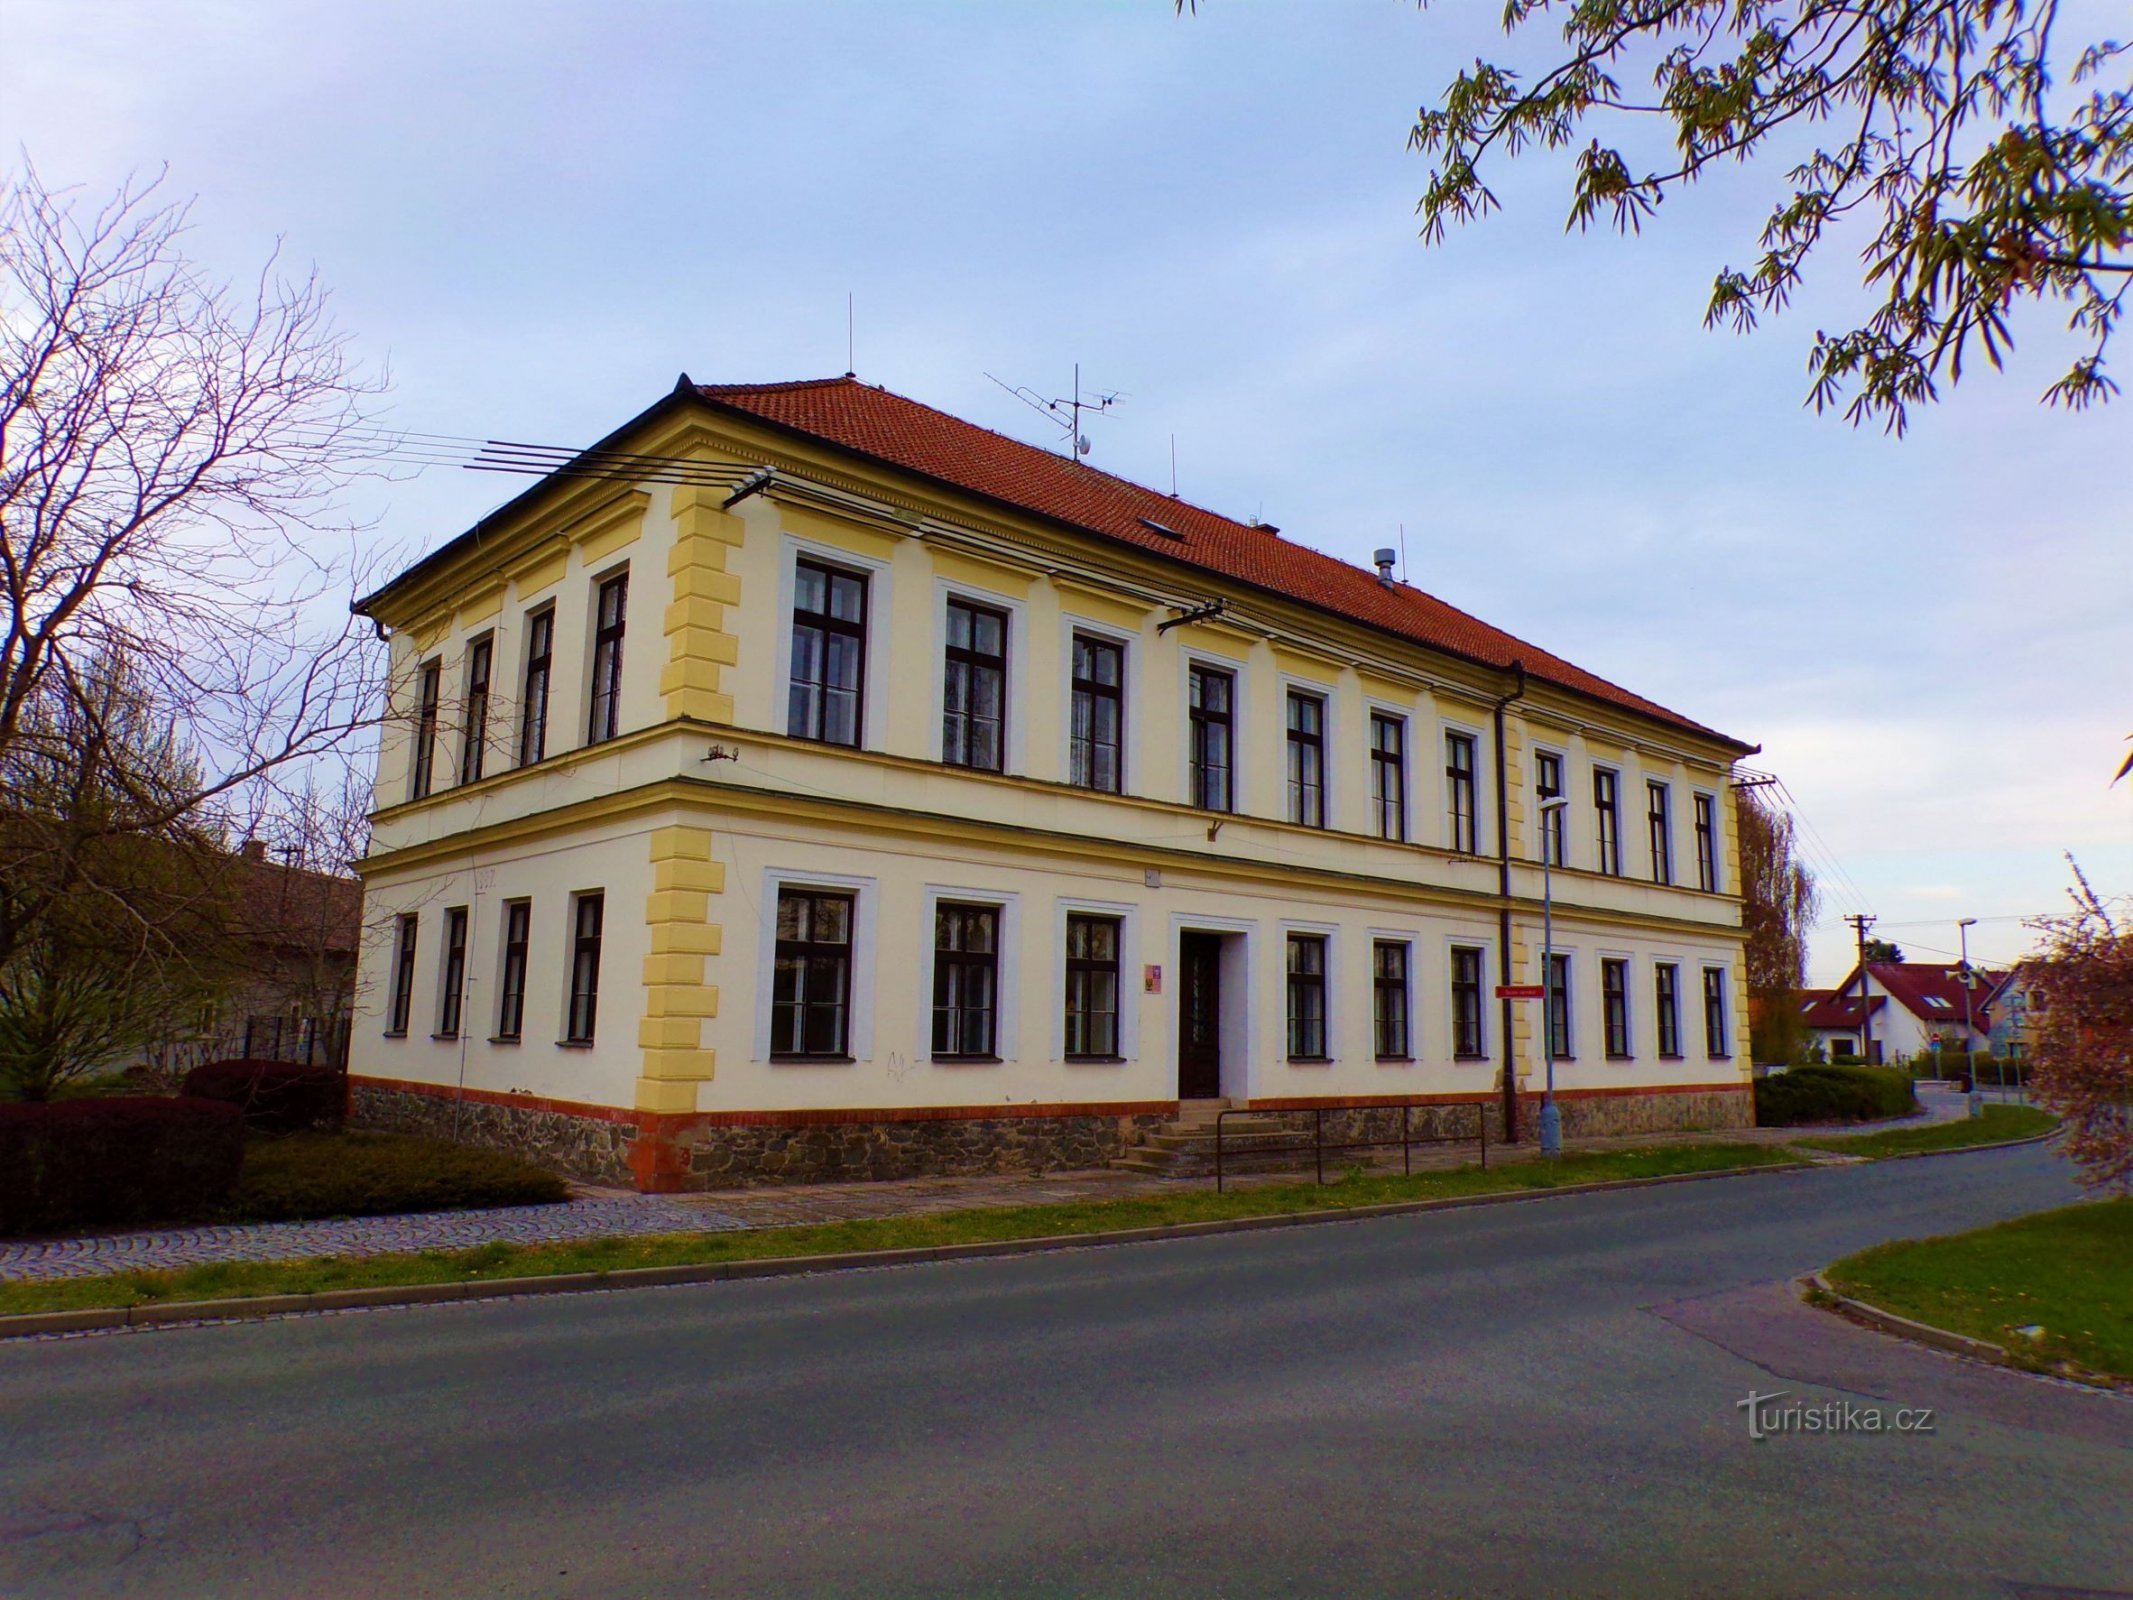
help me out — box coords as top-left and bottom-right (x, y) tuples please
(1276, 670), (1339, 830)
(1059, 616), (1137, 796)
(930, 578), (1029, 775)
(1362, 697), (1412, 843)
(1053, 896), (1139, 1063)
(1444, 933), (1495, 1062)
(773, 535), (894, 754)
(1598, 948), (1636, 1060)
(916, 884), (1021, 1063)
(1532, 744), (1571, 868)
(1692, 787), (1722, 893)
(1278, 918), (1340, 1062)
(1178, 644), (1249, 813)
(1365, 927), (1419, 1062)
(1542, 942), (1578, 1061)
(754, 866), (880, 1064)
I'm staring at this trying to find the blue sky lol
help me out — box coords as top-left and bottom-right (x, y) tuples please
(8, 0), (2128, 982)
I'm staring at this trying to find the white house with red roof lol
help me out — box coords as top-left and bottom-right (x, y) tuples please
(1800, 962), (2005, 1064)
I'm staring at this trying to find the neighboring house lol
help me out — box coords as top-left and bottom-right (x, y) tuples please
(348, 374), (1760, 1191)
(1986, 965), (2036, 1060)
(1802, 961), (2004, 1065)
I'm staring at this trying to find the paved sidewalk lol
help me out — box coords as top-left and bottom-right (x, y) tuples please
(0, 1091), (1982, 1286)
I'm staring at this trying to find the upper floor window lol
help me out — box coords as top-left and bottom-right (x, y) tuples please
(1655, 962), (1682, 1057)
(1286, 934), (1328, 1059)
(566, 892), (604, 1043)
(1373, 940), (1411, 1059)
(386, 914), (418, 1036)
(587, 572), (628, 746)
(1188, 663), (1234, 812)
(1546, 951), (1573, 1060)
(460, 637), (492, 786)
(1647, 780), (1673, 885)
(1535, 750), (1565, 866)
(788, 558), (867, 747)
(437, 906), (468, 1038)
(1286, 690), (1327, 828)
(1064, 913), (1121, 1059)
(1370, 712), (1407, 841)
(519, 606), (554, 766)
(1445, 731), (1478, 854)
(772, 887), (854, 1058)
(496, 899), (531, 1042)
(409, 660), (441, 801)
(932, 902), (1000, 1058)
(1702, 967), (1730, 1058)
(1594, 767), (1622, 876)
(1602, 957), (1632, 1057)
(1069, 634), (1123, 793)
(942, 598), (1007, 773)
(1451, 944), (1486, 1059)
(1694, 792), (1719, 892)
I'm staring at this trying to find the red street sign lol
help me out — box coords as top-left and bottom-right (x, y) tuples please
(1495, 984), (1546, 1000)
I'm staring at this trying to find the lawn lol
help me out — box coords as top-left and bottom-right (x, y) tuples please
(1825, 1198), (2133, 1383)
(1793, 1104), (2057, 1159)
(229, 1131), (567, 1221)
(0, 1141), (1801, 1320)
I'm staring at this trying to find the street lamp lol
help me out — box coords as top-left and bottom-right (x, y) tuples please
(1956, 917), (1980, 1115)
(1538, 795), (1571, 1158)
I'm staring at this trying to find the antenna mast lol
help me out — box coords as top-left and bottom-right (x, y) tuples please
(982, 363), (1122, 461)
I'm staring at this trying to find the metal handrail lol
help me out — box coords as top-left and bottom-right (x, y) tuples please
(1213, 1099), (1491, 1193)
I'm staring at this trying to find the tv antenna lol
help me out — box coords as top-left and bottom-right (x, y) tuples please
(984, 363), (1121, 461)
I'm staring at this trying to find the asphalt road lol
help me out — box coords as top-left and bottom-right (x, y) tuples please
(2, 1145), (2128, 1599)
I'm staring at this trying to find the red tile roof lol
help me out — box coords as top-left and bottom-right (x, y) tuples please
(692, 377), (1747, 747)
(1860, 962), (2003, 1028)
(1798, 988), (1885, 1030)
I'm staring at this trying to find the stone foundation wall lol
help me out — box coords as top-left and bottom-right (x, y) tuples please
(351, 1082), (640, 1188)
(1264, 1086), (1753, 1152)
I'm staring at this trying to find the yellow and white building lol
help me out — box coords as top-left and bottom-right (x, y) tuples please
(351, 376), (1758, 1190)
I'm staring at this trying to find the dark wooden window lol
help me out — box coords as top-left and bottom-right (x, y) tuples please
(1546, 951), (1573, 1060)
(1655, 962), (1682, 1057)
(1694, 793), (1719, 892)
(410, 660), (441, 801)
(519, 607), (554, 766)
(1451, 945), (1485, 1059)
(1647, 781), (1673, 885)
(1602, 957), (1632, 1057)
(387, 914), (418, 1035)
(1064, 914), (1121, 1059)
(1535, 750), (1565, 866)
(1445, 731), (1478, 853)
(1370, 712), (1407, 841)
(1069, 634), (1123, 793)
(565, 893), (604, 1043)
(496, 899), (530, 1041)
(772, 888), (853, 1057)
(942, 599), (1007, 772)
(1594, 767), (1622, 876)
(587, 572), (628, 745)
(1703, 967), (1730, 1058)
(931, 902), (999, 1058)
(1188, 664), (1234, 812)
(788, 559), (867, 747)
(1286, 934), (1328, 1059)
(1286, 690), (1326, 828)
(436, 906), (468, 1037)
(461, 638), (492, 785)
(1373, 940), (1410, 1059)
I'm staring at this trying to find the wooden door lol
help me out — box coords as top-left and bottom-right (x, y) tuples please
(1177, 932), (1223, 1099)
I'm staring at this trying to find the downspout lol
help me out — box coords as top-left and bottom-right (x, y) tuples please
(1492, 662), (1528, 1143)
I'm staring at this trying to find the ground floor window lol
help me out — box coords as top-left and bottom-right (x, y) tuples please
(1602, 958), (1631, 1058)
(1546, 951), (1573, 1060)
(1702, 967), (1730, 1058)
(1451, 945), (1485, 1059)
(1064, 914), (1121, 1059)
(387, 914), (418, 1036)
(1655, 963), (1682, 1057)
(566, 893), (604, 1043)
(1373, 940), (1410, 1059)
(932, 902), (1000, 1058)
(1286, 934), (1328, 1059)
(773, 887), (855, 1057)
(437, 906), (468, 1037)
(496, 899), (530, 1040)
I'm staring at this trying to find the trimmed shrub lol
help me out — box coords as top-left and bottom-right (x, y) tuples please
(230, 1131), (568, 1222)
(183, 1059), (346, 1135)
(1755, 1064), (1918, 1127)
(0, 1096), (245, 1236)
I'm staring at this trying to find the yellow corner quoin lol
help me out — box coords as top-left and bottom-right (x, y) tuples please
(639, 823), (722, 1099)
(664, 484), (745, 723)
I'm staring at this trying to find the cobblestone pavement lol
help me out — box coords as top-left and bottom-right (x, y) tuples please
(0, 1088), (1995, 1286)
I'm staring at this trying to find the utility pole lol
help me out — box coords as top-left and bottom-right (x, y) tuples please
(1957, 917), (1981, 1111)
(1844, 913), (1878, 1064)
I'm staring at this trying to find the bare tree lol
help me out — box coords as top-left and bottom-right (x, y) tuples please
(0, 161), (387, 976)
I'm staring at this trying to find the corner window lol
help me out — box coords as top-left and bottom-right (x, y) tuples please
(1373, 940), (1411, 1059)
(1069, 634), (1124, 793)
(1370, 712), (1407, 841)
(1647, 781), (1673, 885)
(1602, 957), (1632, 1058)
(1451, 945), (1486, 1059)
(1655, 962), (1682, 1057)
(1445, 731), (1478, 853)
(1694, 793), (1719, 892)
(436, 906), (468, 1037)
(1535, 750), (1565, 866)
(409, 659), (441, 801)
(931, 902), (1000, 1058)
(386, 914), (418, 1035)
(788, 559), (868, 747)
(1703, 967), (1730, 1058)
(1593, 768), (1622, 876)
(772, 887), (853, 1057)
(1064, 913), (1121, 1059)
(519, 606), (554, 766)
(942, 598), (1007, 773)
(1188, 663), (1234, 812)
(1286, 934), (1328, 1059)
(1285, 690), (1327, 828)
(565, 892), (604, 1043)
(587, 572), (628, 745)
(1546, 951), (1573, 1060)
(496, 899), (531, 1041)
(461, 637), (492, 785)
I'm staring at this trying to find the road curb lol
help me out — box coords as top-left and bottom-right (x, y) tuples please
(1799, 1272), (2014, 1365)
(0, 1156), (1817, 1339)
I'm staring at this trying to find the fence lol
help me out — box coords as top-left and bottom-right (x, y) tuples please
(1214, 1100), (1491, 1193)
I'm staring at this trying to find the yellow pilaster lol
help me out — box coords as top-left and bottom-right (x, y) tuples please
(663, 485), (744, 724)
(636, 822), (722, 1112)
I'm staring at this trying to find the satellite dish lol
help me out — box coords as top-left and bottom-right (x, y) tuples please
(1077, 435), (1091, 456)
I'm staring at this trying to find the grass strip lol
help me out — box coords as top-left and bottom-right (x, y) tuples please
(0, 1142), (1798, 1320)
(1793, 1104), (2056, 1158)
(1825, 1197), (2133, 1382)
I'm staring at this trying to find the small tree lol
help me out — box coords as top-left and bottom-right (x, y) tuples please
(1862, 937), (1907, 963)
(2026, 864), (2133, 1191)
(1738, 786), (1817, 1064)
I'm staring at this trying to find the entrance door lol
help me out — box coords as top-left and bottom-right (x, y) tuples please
(1177, 932), (1223, 1099)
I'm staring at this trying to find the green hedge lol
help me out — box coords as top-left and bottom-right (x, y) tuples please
(230, 1131), (569, 1221)
(1755, 1064), (1918, 1127)
(0, 1097), (246, 1235)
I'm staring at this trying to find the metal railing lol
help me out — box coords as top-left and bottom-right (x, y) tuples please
(1214, 1100), (1490, 1192)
